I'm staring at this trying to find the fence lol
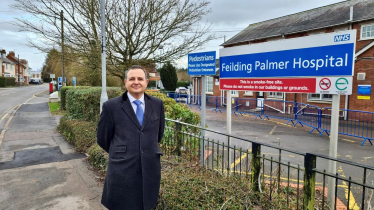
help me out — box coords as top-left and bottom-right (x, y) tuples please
(162, 118), (374, 209)
(163, 93), (374, 146)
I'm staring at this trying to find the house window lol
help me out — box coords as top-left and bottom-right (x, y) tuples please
(361, 24), (374, 39)
(6, 64), (8, 69)
(206, 76), (213, 93)
(307, 94), (333, 101)
(231, 91), (238, 96)
(244, 91), (253, 96)
(267, 92), (283, 98)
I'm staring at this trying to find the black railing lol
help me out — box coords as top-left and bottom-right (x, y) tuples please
(162, 118), (374, 209)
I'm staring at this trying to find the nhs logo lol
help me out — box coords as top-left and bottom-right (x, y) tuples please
(334, 34), (350, 42)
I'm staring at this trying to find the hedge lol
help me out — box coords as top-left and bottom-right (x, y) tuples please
(0, 77), (16, 87)
(60, 86), (90, 110)
(176, 81), (190, 88)
(65, 87), (123, 122)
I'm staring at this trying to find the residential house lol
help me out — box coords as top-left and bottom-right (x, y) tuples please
(6, 51), (25, 82)
(193, 0), (374, 112)
(0, 49), (17, 79)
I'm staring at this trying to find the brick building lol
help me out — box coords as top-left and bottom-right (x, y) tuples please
(192, 0), (374, 112)
(6, 51), (26, 82)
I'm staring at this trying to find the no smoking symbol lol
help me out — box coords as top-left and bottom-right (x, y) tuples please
(319, 78), (331, 90)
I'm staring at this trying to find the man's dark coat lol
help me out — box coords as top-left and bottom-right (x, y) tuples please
(97, 92), (165, 210)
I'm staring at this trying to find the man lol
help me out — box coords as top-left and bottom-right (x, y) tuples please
(97, 65), (165, 210)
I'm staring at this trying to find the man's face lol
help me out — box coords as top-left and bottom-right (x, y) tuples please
(124, 68), (149, 96)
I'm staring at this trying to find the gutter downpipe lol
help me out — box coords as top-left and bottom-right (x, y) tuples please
(344, 5), (353, 120)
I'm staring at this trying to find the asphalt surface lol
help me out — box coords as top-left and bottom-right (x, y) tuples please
(190, 106), (374, 209)
(0, 87), (104, 210)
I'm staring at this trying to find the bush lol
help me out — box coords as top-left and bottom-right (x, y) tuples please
(66, 87), (122, 122)
(61, 86), (90, 110)
(160, 62), (178, 91)
(0, 77), (5, 87)
(0, 77), (16, 87)
(87, 143), (108, 173)
(57, 116), (97, 152)
(176, 81), (190, 88)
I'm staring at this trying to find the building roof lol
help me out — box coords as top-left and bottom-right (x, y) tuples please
(222, 0), (374, 46)
(0, 57), (16, 64)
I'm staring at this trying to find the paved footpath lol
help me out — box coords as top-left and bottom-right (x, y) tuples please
(0, 90), (104, 210)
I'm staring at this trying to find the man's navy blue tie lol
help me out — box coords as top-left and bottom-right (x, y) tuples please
(133, 100), (144, 126)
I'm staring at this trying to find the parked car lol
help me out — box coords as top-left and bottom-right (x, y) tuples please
(29, 79), (42, 84)
(175, 87), (190, 95)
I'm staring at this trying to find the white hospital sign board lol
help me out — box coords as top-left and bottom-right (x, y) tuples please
(219, 30), (355, 94)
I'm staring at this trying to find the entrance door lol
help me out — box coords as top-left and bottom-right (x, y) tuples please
(257, 92), (264, 108)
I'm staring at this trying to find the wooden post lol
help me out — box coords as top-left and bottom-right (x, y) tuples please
(251, 142), (261, 191)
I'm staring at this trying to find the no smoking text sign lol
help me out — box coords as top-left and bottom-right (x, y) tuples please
(316, 77), (352, 95)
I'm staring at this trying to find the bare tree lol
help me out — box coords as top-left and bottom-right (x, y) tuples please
(12, 0), (215, 81)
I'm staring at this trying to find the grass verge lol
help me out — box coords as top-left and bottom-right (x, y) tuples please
(48, 102), (66, 115)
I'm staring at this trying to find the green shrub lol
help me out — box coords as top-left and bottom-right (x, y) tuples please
(0, 77), (16, 87)
(0, 77), (5, 87)
(176, 81), (190, 88)
(6, 77), (15, 86)
(66, 87), (122, 122)
(87, 143), (108, 173)
(57, 116), (97, 153)
(61, 86), (90, 110)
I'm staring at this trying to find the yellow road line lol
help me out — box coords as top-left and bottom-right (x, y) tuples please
(338, 166), (359, 210)
(230, 152), (248, 169)
(269, 126), (277, 135)
(1, 113), (8, 122)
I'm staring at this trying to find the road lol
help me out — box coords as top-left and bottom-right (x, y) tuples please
(0, 84), (49, 132)
(190, 107), (374, 209)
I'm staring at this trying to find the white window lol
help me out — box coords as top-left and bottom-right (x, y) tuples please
(307, 94), (333, 101)
(206, 76), (213, 93)
(361, 24), (374, 40)
(6, 64), (8, 69)
(244, 91), (253, 96)
(231, 91), (238, 96)
(267, 92), (283, 98)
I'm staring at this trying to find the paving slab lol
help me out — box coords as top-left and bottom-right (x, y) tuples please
(0, 161), (104, 210)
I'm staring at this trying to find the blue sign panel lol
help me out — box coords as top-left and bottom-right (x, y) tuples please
(220, 43), (354, 78)
(188, 51), (216, 75)
(358, 85), (371, 95)
(72, 77), (76, 85)
(58, 77), (62, 82)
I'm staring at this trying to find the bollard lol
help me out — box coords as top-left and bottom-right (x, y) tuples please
(303, 153), (316, 210)
(251, 142), (261, 192)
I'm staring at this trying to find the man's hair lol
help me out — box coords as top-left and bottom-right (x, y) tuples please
(125, 65), (148, 80)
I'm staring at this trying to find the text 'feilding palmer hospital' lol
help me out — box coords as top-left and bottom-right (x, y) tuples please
(221, 54), (349, 73)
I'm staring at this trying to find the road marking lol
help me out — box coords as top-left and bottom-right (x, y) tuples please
(1, 113), (8, 121)
(338, 166), (359, 210)
(341, 138), (355, 143)
(230, 152), (249, 169)
(2, 93), (9, 96)
(269, 126), (277, 135)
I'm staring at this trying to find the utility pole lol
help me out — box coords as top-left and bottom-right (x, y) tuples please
(18, 54), (20, 86)
(100, 0), (108, 113)
(61, 10), (65, 86)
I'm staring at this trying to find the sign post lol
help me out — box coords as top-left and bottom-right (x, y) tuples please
(188, 51), (216, 166)
(58, 77), (62, 91)
(219, 30), (356, 208)
(72, 77), (76, 89)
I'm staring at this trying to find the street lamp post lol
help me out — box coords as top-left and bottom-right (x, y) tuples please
(99, 0), (108, 113)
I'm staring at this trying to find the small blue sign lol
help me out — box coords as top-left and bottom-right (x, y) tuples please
(64, 77), (66, 83)
(188, 51), (216, 75)
(58, 77), (62, 82)
(72, 77), (76, 85)
(58, 82), (62, 91)
(358, 85), (371, 95)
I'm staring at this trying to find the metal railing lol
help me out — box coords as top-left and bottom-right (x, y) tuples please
(163, 93), (374, 146)
(162, 118), (374, 209)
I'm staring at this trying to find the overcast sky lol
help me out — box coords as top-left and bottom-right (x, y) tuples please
(0, 0), (343, 71)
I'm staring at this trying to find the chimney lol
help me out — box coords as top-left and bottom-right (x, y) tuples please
(9, 51), (15, 57)
(0, 49), (5, 58)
